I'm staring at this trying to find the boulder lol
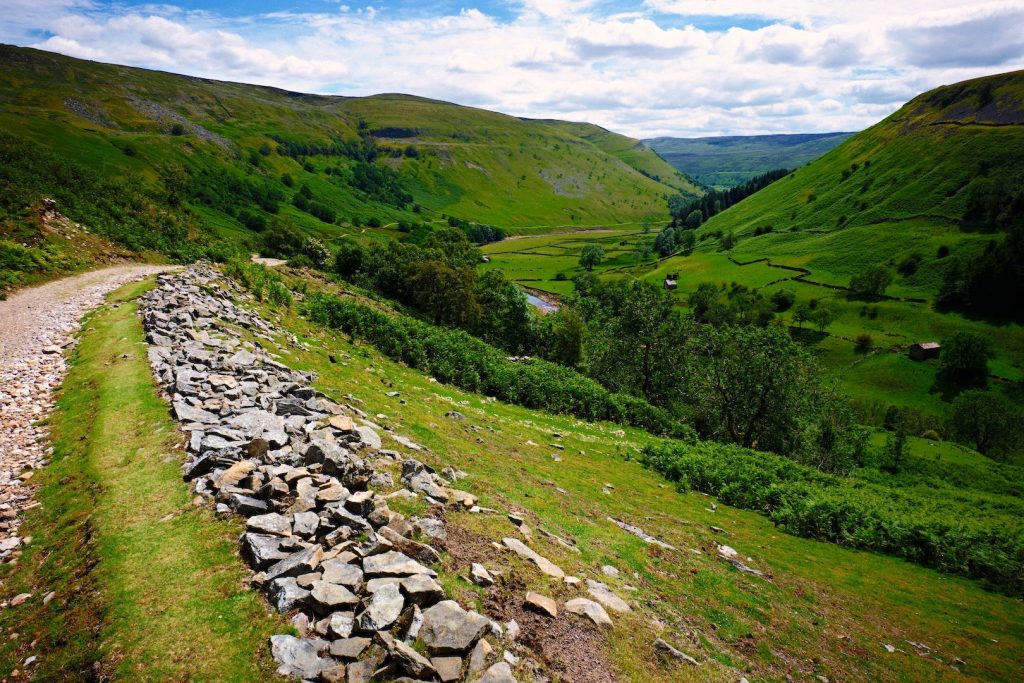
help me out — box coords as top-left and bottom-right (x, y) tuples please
(419, 600), (490, 655)
(310, 581), (360, 612)
(356, 581), (404, 631)
(329, 637), (371, 660)
(585, 580), (631, 613)
(320, 558), (364, 589)
(247, 513), (292, 537)
(400, 573), (445, 607)
(264, 544), (323, 582)
(269, 635), (326, 679)
(269, 577), (310, 612)
(502, 537), (564, 579)
(564, 598), (613, 629)
(376, 632), (436, 679)
(524, 591), (557, 618)
(362, 551), (434, 577)
(474, 662), (517, 683)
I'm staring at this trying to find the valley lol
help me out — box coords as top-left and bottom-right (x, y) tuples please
(1, 38), (1023, 683)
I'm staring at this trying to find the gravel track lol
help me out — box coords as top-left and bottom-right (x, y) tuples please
(0, 265), (175, 564)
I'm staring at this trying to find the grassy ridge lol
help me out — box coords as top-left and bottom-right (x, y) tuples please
(0, 279), (285, 680)
(0, 44), (697, 248)
(645, 132), (854, 188)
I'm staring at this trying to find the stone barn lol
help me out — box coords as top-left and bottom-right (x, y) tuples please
(909, 342), (941, 361)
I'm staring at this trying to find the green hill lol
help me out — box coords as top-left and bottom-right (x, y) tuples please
(482, 70), (1024, 426)
(645, 132), (854, 188)
(0, 44), (699, 290)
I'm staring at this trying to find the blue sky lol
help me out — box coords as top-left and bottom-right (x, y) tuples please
(2, 1), (1022, 137)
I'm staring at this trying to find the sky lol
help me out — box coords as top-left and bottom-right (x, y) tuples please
(2, 1), (1023, 137)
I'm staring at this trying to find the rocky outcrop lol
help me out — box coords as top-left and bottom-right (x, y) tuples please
(138, 265), (499, 682)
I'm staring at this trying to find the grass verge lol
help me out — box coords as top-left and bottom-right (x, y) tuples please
(0, 279), (285, 681)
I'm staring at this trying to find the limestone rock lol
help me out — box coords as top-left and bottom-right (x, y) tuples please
(419, 600), (491, 655)
(524, 591), (557, 618)
(564, 598), (613, 629)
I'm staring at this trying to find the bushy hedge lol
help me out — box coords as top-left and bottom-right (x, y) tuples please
(303, 292), (692, 438)
(641, 442), (1024, 595)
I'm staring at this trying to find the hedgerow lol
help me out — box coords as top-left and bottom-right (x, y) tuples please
(302, 292), (693, 438)
(641, 441), (1024, 594)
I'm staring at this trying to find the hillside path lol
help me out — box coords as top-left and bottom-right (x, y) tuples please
(0, 264), (176, 563)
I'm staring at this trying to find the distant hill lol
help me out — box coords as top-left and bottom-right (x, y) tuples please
(0, 44), (699, 263)
(645, 132), (854, 188)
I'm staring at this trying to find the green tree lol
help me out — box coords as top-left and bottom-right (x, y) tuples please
(261, 218), (303, 258)
(579, 244), (604, 271)
(333, 241), (365, 278)
(949, 390), (1021, 459)
(683, 209), (702, 228)
(939, 332), (994, 387)
(409, 260), (480, 327)
(473, 270), (532, 353)
(547, 307), (585, 367)
(679, 230), (696, 252)
(848, 265), (893, 300)
(811, 305), (835, 332)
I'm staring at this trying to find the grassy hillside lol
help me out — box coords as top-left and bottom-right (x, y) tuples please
(482, 70), (1024, 426)
(645, 132), (853, 188)
(236, 265), (1024, 682)
(0, 44), (694, 244)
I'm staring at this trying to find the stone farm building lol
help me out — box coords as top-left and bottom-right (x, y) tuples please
(909, 342), (941, 361)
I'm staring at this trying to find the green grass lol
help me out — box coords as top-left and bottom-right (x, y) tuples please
(230, 268), (1024, 681)
(0, 44), (697, 248)
(0, 279), (286, 680)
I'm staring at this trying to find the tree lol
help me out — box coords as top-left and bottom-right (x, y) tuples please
(261, 218), (304, 258)
(939, 332), (994, 387)
(679, 230), (696, 252)
(579, 244), (604, 271)
(473, 270), (533, 353)
(409, 260), (480, 327)
(810, 305), (835, 333)
(547, 307), (585, 367)
(683, 209), (702, 229)
(848, 265), (893, 300)
(949, 390), (1022, 459)
(333, 241), (365, 278)
(881, 423), (908, 473)
(653, 229), (676, 257)
(771, 289), (796, 312)
(792, 302), (813, 328)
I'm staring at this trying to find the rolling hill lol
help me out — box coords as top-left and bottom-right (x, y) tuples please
(0, 44), (699, 290)
(645, 132), (854, 188)
(482, 70), (1024, 425)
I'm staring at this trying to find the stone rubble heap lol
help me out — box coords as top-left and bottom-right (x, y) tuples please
(138, 265), (517, 683)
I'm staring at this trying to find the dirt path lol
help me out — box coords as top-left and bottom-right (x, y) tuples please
(0, 264), (175, 564)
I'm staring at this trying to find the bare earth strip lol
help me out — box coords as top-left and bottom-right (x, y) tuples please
(0, 265), (175, 563)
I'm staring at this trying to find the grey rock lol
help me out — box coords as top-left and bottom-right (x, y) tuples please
(432, 656), (464, 683)
(470, 563), (493, 587)
(502, 537), (564, 579)
(401, 573), (445, 607)
(240, 533), (289, 569)
(355, 425), (382, 450)
(419, 600), (490, 655)
(585, 579), (631, 613)
(653, 638), (700, 666)
(269, 635), (326, 679)
(376, 632), (436, 679)
(564, 598), (613, 629)
(320, 558), (364, 589)
(269, 577), (310, 612)
(264, 544), (323, 581)
(363, 551), (434, 577)
(474, 662), (517, 683)
(329, 637), (371, 660)
(310, 581), (360, 612)
(173, 401), (219, 424)
(357, 581), (404, 631)
(247, 513), (292, 537)
(327, 611), (356, 638)
(292, 511), (320, 537)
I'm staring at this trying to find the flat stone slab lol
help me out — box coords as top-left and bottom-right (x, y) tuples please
(502, 537), (564, 579)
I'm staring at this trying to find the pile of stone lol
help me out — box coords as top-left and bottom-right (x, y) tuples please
(138, 265), (513, 683)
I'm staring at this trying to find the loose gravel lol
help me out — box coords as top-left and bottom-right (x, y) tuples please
(0, 265), (174, 564)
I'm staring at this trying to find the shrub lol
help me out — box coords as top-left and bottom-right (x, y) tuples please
(855, 332), (874, 352)
(640, 441), (1024, 594)
(300, 292), (692, 438)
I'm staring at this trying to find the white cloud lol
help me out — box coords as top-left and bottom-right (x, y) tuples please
(2, 0), (1022, 137)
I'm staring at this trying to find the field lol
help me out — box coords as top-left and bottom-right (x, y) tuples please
(233, 270), (1024, 682)
(480, 227), (1024, 425)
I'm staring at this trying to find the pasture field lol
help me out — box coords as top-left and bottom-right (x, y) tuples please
(481, 228), (1024, 424)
